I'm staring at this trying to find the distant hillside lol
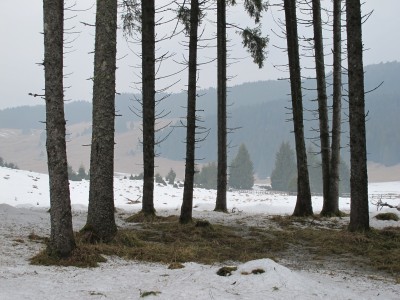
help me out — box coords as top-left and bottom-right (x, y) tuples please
(0, 61), (399, 178)
(0, 80), (290, 132)
(160, 61), (400, 177)
(160, 92), (400, 178)
(2, 61), (398, 130)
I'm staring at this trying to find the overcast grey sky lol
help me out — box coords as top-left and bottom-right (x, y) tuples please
(0, 0), (399, 109)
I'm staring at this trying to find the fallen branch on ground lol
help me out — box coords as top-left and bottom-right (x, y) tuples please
(373, 199), (400, 211)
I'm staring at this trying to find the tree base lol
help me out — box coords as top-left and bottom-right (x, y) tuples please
(126, 210), (157, 223)
(320, 209), (345, 218)
(80, 224), (117, 243)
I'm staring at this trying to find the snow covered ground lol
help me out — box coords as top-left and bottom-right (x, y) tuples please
(1, 166), (399, 299)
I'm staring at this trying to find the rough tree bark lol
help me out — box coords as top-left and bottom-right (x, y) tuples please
(283, 0), (313, 216)
(181, 0), (200, 224)
(325, 0), (343, 216)
(311, 0), (331, 215)
(215, 0), (228, 212)
(141, 0), (156, 217)
(43, 0), (75, 256)
(85, 0), (118, 241)
(346, 0), (369, 231)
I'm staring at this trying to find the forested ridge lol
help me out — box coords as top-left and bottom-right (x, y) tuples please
(162, 88), (399, 178)
(1, 61), (399, 178)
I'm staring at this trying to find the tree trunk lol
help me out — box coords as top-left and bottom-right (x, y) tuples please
(346, 0), (369, 231)
(311, 0), (331, 216)
(181, 0), (200, 224)
(283, 0), (313, 217)
(215, 0), (228, 212)
(43, 0), (75, 256)
(141, 0), (156, 217)
(326, 0), (343, 216)
(85, 0), (118, 242)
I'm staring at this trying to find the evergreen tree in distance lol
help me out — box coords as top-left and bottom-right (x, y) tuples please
(166, 168), (176, 185)
(307, 145), (323, 194)
(77, 164), (88, 180)
(271, 143), (350, 194)
(0, 156), (19, 170)
(229, 144), (254, 189)
(271, 142), (296, 191)
(194, 162), (218, 190)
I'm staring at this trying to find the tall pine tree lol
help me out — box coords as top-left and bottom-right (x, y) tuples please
(141, 0), (156, 217)
(346, 0), (369, 231)
(323, 0), (343, 217)
(180, 0), (201, 224)
(84, 0), (118, 242)
(215, 0), (228, 212)
(311, 0), (330, 209)
(215, 0), (268, 211)
(43, 0), (75, 256)
(283, 0), (313, 216)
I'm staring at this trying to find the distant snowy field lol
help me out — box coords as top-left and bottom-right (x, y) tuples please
(1, 166), (399, 299)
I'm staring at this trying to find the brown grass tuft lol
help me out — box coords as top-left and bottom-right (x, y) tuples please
(28, 232), (47, 242)
(126, 211), (179, 223)
(168, 262), (185, 269)
(375, 212), (399, 221)
(31, 245), (106, 268)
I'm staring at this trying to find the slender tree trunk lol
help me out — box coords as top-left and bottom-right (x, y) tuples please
(181, 0), (200, 224)
(283, 0), (313, 216)
(346, 0), (369, 231)
(85, 0), (118, 242)
(311, 0), (331, 216)
(215, 0), (228, 212)
(141, 0), (156, 216)
(43, 0), (75, 256)
(326, 0), (342, 216)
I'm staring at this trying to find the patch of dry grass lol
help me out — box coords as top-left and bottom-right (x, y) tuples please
(28, 232), (48, 242)
(31, 245), (106, 268)
(375, 212), (399, 221)
(30, 215), (400, 278)
(30, 219), (285, 268)
(111, 220), (284, 264)
(271, 222), (400, 276)
(126, 211), (179, 223)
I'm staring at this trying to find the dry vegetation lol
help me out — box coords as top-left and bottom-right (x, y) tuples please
(375, 212), (399, 221)
(31, 213), (400, 282)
